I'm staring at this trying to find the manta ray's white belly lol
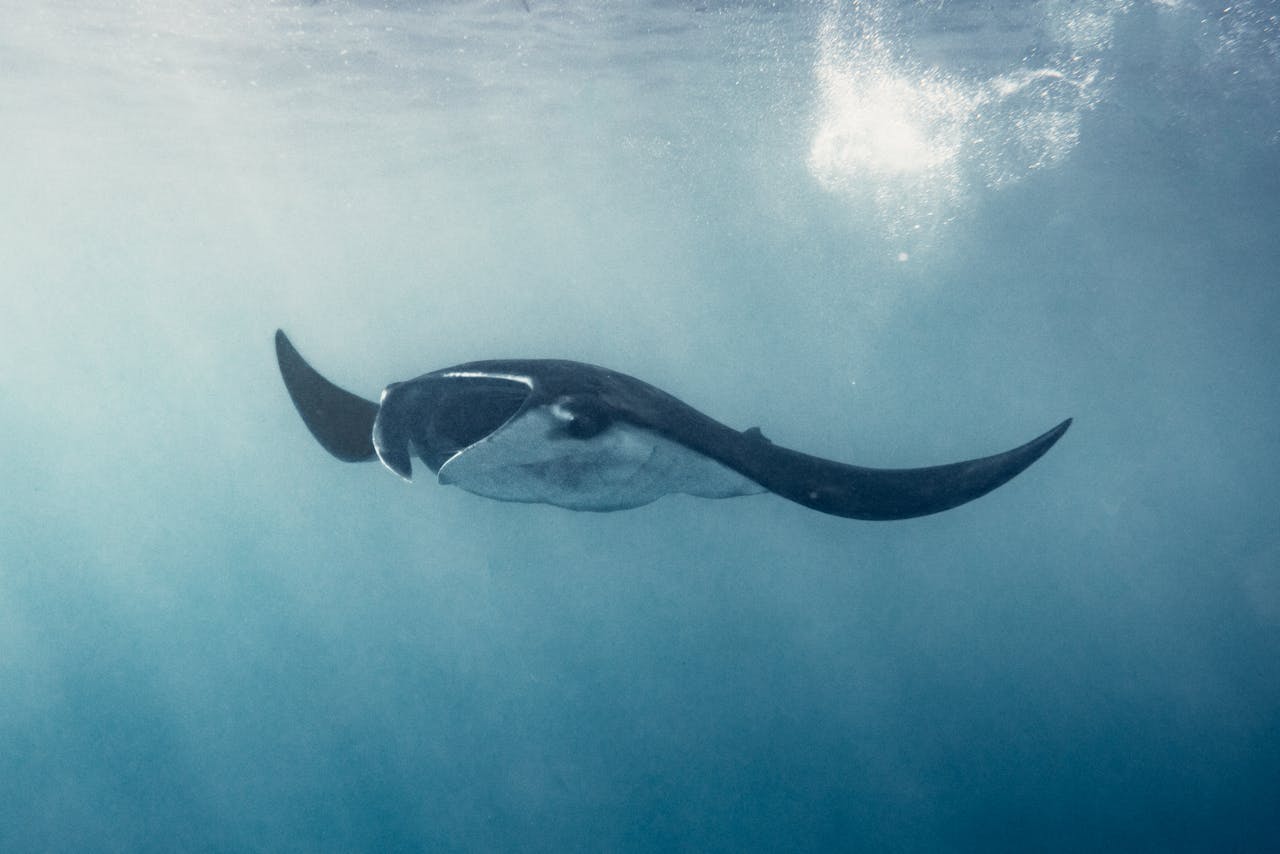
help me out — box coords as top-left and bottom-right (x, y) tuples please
(435, 406), (765, 511)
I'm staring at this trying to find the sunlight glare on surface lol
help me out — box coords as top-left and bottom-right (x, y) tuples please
(808, 1), (1111, 239)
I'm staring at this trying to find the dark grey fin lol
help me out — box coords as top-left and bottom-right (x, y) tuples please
(743, 426), (771, 444)
(275, 329), (379, 463)
(737, 418), (1071, 520)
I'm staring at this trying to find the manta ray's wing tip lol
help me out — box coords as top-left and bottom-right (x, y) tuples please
(978, 416), (1073, 490)
(274, 327), (295, 353)
(1036, 417), (1073, 454)
(274, 328), (380, 464)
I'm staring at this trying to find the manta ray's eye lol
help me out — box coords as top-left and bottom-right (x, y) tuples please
(550, 396), (610, 440)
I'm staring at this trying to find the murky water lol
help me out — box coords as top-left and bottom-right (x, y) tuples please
(2, 1), (1278, 850)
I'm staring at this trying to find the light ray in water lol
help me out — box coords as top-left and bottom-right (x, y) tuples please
(808, 1), (1111, 238)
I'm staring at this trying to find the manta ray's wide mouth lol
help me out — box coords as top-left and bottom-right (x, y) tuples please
(374, 373), (534, 480)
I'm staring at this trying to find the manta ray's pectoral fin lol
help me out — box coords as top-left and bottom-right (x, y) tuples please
(739, 418), (1071, 520)
(275, 329), (379, 463)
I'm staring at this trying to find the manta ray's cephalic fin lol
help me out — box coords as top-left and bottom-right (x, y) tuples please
(275, 329), (379, 462)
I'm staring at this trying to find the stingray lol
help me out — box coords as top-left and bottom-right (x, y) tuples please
(275, 330), (1069, 520)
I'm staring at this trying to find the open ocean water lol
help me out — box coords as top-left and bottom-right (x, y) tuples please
(2, 0), (1278, 850)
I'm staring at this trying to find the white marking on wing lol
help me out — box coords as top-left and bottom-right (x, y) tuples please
(440, 371), (533, 388)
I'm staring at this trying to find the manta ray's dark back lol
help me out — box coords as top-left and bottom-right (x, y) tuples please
(274, 329), (1071, 520)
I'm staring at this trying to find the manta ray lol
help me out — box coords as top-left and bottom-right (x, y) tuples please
(275, 330), (1069, 520)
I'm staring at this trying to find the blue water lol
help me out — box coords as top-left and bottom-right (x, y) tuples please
(3, 1), (1278, 850)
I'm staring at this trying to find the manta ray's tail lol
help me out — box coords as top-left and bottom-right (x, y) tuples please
(275, 330), (379, 463)
(735, 418), (1071, 521)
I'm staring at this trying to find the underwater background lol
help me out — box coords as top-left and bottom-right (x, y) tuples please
(2, 0), (1278, 850)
